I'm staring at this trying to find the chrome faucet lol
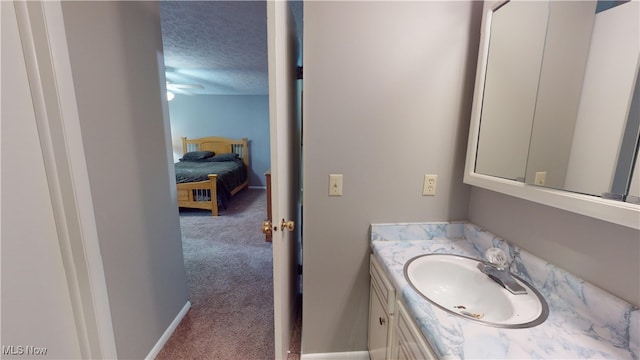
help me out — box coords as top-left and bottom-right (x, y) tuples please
(477, 248), (528, 295)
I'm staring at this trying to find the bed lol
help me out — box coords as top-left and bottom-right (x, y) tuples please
(175, 136), (249, 216)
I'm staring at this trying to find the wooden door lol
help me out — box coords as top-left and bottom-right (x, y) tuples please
(267, 1), (301, 359)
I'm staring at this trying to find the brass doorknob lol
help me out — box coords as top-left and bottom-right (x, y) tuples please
(262, 220), (273, 235)
(280, 219), (295, 232)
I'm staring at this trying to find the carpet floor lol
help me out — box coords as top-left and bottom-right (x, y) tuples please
(157, 189), (276, 360)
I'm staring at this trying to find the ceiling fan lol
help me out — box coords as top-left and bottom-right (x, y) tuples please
(166, 82), (204, 99)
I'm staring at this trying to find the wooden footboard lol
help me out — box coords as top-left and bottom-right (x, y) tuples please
(177, 174), (219, 216)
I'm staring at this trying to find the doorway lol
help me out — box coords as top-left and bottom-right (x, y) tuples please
(155, 1), (304, 358)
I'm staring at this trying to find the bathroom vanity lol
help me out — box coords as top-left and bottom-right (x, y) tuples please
(368, 222), (638, 359)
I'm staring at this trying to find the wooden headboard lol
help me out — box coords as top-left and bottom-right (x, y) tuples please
(181, 136), (249, 167)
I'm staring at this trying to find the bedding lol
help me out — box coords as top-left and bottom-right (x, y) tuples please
(179, 150), (215, 161)
(175, 154), (247, 209)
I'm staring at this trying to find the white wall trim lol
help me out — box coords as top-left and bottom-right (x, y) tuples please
(301, 351), (369, 360)
(146, 301), (191, 360)
(13, 1), (118, 358)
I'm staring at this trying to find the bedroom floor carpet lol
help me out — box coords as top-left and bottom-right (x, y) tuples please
(157, 188), (298, 360)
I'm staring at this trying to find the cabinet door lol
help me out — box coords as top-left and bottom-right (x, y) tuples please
(393, 301), (438, 360)
(368, 283), (391, 360)
(370, 255), (396, 312)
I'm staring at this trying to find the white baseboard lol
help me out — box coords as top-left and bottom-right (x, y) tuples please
(301, 351), (369, 360)
(146, 301), (191, 359)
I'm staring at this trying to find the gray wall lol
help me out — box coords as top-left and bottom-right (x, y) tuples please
(167, 95), (270, 187)
(302, 1), (482, 354)
(469, 188), (640, 306)
(61, 2), (188, 358)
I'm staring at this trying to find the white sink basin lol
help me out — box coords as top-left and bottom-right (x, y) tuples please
(404, 254), (548, 328)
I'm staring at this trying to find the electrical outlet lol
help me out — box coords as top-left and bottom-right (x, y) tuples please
(534, 171), (546, 186)
(329, 174), (343, 196)
(423, 174), (437, 196)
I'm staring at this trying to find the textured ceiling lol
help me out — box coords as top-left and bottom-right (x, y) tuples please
(160, 0), (302, 96)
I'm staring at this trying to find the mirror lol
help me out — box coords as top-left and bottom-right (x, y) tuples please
(475, 1), (549, 182)
(465, 0), (640, 230)
(475, 0), (639, 200)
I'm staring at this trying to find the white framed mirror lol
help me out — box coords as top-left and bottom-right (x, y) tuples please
(464, 0), (640, 230)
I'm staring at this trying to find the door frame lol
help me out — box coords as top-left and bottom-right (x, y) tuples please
(11, 1), (117, 358)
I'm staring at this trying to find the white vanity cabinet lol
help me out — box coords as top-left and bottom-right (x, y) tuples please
(369, 254), (438, 360)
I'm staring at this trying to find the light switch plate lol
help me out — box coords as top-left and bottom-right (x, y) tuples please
(329, 174), (343, 196)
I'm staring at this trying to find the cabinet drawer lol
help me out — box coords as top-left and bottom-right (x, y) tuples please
(370, 254), (396, 314)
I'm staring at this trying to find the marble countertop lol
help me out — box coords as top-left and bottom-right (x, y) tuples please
(370, 222), (639, 359)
